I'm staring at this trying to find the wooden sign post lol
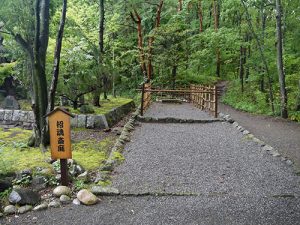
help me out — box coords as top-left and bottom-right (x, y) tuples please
(46, 108), (74, 186)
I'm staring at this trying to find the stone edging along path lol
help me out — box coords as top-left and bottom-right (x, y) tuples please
(0, 101), (135, 129)
(219, 112), (295, 168)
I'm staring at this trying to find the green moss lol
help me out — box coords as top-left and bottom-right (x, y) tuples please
(111, 151), (125, 162)
(67, 97), (133, 115)
(97, 179), (112, 187)
(0, 128), (116, 175)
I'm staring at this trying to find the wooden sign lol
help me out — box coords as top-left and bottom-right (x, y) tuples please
(46, 108), (74, 160)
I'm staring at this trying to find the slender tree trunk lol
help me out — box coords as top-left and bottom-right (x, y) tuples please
(296, 80), (300, 111)
(131, 10), (147, 78)
(241, 0), (275, 114)
(275, 0), (288, 118)
(48, 0), (67, 112)
(213, 0), (221, 77)
(172, 65), (177, 90)
(239, 46), (245, 93)
(198, 0), (203, 33)
(147, 0), (164, 80)
(93, 0), (105, 106)
(178, 0), (183, 12)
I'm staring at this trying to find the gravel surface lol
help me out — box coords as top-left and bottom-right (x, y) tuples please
(113, 122), (300, 197)
(145, 102), (214, 120)
(4, 103), (300, 225)
(219, 103), (300, 169)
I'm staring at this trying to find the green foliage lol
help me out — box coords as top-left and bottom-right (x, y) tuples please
(73, 179), (87, 191)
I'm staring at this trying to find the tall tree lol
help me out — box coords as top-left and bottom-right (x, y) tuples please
(275, 0), (288, 118)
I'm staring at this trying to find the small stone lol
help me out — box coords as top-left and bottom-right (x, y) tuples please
(18, 205), (33, 214)
(286, 160), (293, 166)
(0, 212), (3, 217)
(48, 200), (61, 208)
(77, 171), (89, 182)
(77, 189), (99, 205)
(237, 126), (244, 132)
(243, 130), (250, 135)
(60, 195), (71, 204)
(232, 122), (239, 127)
(4, 205), (16, 215)
(72, 198), (81, 206)
(262, 145), (273, 152)
(272, 152), (281, 157)
(91, 186), (120, 196)
(33, 203), (48, 211)
(53, 186), (71, 197)
(39, 168), (54, 176)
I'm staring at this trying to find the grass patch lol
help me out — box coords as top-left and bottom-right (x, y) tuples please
(0, 127), (115, 176)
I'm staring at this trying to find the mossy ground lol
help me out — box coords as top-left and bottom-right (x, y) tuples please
(66, 97), (133, 115)
(0, 127), (116, 176)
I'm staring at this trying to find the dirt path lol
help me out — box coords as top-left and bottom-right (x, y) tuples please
(219, 103), (300, 170)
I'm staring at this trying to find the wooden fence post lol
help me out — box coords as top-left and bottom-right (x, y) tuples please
(214, 85), (218, 118)
(141, 83), (145, 116)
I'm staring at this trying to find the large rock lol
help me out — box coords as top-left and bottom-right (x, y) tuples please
(53, 186), (71, 197)
(77, 189), (98, 205)
(2, 95), (20, 110)
(8, 189), (40, 205)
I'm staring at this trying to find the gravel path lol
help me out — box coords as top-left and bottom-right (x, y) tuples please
(219, 103), (300, 169)
(145, 102), (214, 120)
(4, 103), (300, 225)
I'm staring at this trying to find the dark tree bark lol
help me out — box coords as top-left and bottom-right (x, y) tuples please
(172, 65), (177, 90)
(275, 0), (288, 118)
(93, 0), (105, 106)
(48, 0), (67, 112)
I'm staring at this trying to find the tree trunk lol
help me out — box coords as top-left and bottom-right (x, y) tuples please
(198, 0), (203, 33)
(172, 65), (177, 90)
(213, 0), (221, 77)
(178, 0), (183, 12)
(239, 46), (245, 93)
(275, 0), (288, 118)
(48, 0), (67, 112)
(93, 0), (105, 106)
(147, 0), (164, 80)
(296, 80), (300, 111)
(32, 0), (50, 147)
(131, 10), (147, 78)
(241, 0), (275, 114)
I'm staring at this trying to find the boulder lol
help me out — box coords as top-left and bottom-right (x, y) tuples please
(8, 189), (40, 205)
(77, 189), (98, 205)
(2, 95), (20, 110)
(53, 186), (71, 197)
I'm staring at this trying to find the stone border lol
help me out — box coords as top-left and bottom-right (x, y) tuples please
(0, 101), (135, 129)
(219, 112), (294, 167)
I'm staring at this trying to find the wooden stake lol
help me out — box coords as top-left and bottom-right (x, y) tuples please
(60, 159), (68, 186)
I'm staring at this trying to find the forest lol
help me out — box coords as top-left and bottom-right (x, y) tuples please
(0, 0), (300, 146)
